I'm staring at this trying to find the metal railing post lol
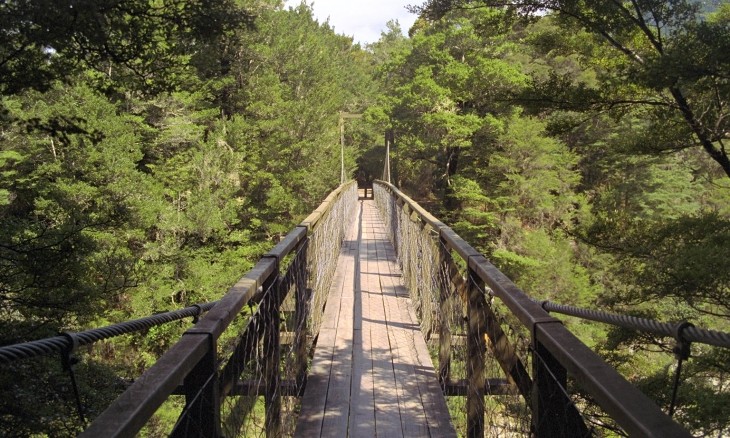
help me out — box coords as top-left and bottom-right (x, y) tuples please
(173, 333), (221, 438)
(532, 325), (589, 437)
(264, 276), (282, 438)
(437, 238), (452, 389)
(294, 240), (310, 395)
(466, 269), (486, 438)
(257, 253), (283, 438)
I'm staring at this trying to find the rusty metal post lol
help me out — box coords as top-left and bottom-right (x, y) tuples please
(466, 269), (487, 438)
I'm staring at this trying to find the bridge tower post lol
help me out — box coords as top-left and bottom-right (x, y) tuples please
(383, 130), (393, 183)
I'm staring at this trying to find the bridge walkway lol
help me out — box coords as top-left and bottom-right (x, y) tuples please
(294, 200), (456, 437)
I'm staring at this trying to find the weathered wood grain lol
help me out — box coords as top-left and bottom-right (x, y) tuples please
(294, 201), (456, 437)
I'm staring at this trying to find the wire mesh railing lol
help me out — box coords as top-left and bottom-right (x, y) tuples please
(373, 180), (692, 438)
(80, 181), (357, 437)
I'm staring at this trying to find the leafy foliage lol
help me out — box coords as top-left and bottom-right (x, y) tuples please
(0, 0), (252, 95)
(0, 1), (377, 434)
(379, 1), (730, 434)
(1, 0), (729, 435)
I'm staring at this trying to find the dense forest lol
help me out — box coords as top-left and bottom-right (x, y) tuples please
(1, 0), (729, 435)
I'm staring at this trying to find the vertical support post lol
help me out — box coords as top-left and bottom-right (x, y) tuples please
(383, 131), (391, 183)
(174, 334), (221, 438)
(532, 330), (589, 437)
(294, 241), (310, 395)
(340, 114), (346, 185)
(264, 277), (282, 438)
(437, 239), (452, 389)
(388, 129), (398, 186)
(466, 268), (486, 438)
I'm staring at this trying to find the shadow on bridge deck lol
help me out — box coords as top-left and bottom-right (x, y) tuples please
(294, 200), (456, 438)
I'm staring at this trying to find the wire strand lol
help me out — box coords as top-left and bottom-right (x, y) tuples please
(0, 301), (218, 363)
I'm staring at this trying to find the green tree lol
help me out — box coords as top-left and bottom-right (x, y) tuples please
(0, 82), (156, 337)
(417, 0), (730, 178)
(0, 2), (380, 434)
(377, 8), (527, 200)
(372, 8), (593, 306)
(0, 0), (252, 95)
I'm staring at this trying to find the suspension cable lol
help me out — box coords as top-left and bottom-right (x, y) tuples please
(538, 300), (730, 349)
(0, 301), (218, 364)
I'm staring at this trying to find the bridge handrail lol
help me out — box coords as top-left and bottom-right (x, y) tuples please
(81, 181), (357, 437)
(0, 301), (218, 364)
(374, 180), (691, 437)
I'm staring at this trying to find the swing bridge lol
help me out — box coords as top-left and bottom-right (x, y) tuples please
(2, 181), (730, 437)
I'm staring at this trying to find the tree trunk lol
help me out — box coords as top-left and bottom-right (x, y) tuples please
(442, 146), (460, 210)
(669, 88), (730, 178)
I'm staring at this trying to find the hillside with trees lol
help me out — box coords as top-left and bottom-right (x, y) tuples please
(0, 0), (728, 435)
(380, 1), (730, 434)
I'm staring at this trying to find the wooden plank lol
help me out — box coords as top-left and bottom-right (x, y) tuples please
(295, 200), (455, 438)
(350, 247), (376, 436)
(294, 326), (335, 435)
(376, 238), (430, 438)
(379, 231), (456, 437)
(294, 205), (359, 437)
(370, 199), (456, 437)
(349, 204), (377, 437)
(369, 299), (401, 438)
(367, 205), (396, 437)
(364, 214), (402, 438)
(320, 232), (356, 437)
(378, 219), (456, 437)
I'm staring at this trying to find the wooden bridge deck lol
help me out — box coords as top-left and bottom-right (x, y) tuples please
(294, 200), (455, 437)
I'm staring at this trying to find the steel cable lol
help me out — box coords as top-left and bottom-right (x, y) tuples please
(539, 300), (730, 349)
(0, 301), (218, 363)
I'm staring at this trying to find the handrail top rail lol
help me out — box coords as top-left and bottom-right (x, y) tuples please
(300, 181), (356, 231)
